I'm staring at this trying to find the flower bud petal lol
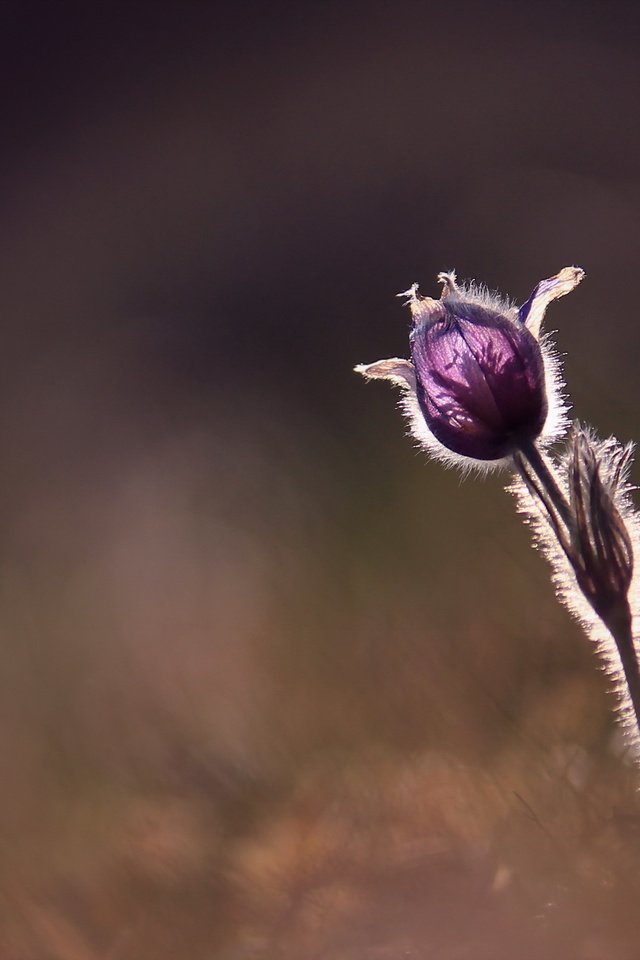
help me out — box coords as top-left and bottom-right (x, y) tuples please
(518, 266), (584, 337)
(410, 303), (547, 460)
(354, 358), (416, 390)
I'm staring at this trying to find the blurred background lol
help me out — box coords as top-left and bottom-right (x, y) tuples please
(1, 1), (640, 956)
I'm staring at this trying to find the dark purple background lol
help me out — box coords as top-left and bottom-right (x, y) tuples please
(1, 1), (639, 477)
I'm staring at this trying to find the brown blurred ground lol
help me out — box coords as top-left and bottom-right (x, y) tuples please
(1, 1), (640, 957)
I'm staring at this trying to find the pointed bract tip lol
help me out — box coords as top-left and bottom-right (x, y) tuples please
(354, 358), (416, 389)
(397, 284), (443, 322)
(518, 265), (586, 337)
(396, 283), (420, 304)
(557, 265), (586, 289)
(436, 270), (459, 299)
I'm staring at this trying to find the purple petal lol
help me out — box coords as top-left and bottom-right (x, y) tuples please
(518, 266), (584, 336)
(411, 305), (547, 460)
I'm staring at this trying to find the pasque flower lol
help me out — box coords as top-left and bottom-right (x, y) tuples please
(356, 267), (584, 468)
(357, 265), (640, 747)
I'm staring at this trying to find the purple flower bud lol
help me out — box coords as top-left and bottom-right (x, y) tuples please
(356, 267), (584, 469)
(409, 293), (547, 460)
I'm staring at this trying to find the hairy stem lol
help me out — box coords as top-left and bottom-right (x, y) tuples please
(518, 440), (572, 530)
(514, 438), (640, 744)
(514, 445), (574, 566)
(604, 605), (640, 736)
